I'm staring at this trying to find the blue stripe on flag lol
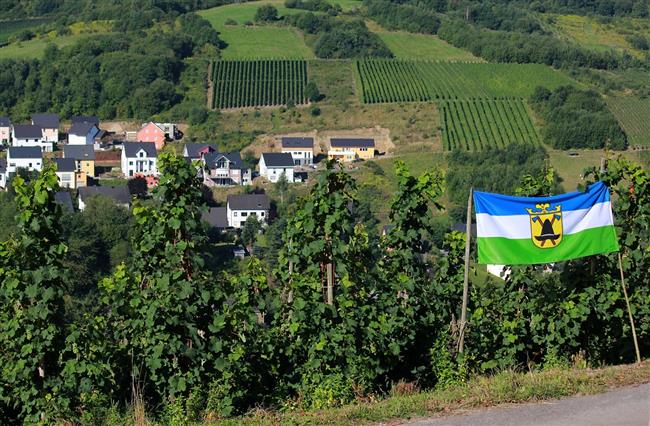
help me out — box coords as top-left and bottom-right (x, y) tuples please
(474, 181), (609, 216)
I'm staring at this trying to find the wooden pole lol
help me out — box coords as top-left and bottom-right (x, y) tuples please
(326, 262), (334, 305)
(618, 252), (642, 364)
(458, 188), (473, 354)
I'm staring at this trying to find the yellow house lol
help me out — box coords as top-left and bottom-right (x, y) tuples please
(63, 145), (95, 187)
(328, 138), (375, 162)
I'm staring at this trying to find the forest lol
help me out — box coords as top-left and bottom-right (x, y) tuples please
(0, 148), (647, 423)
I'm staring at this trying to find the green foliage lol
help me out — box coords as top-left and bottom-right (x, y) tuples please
(0, 165), (70, 422)
(241, 214), (261, 252)
(255, 5), (279, 22)
(530, 85), (627, 150)
(314, 21), (393, 59)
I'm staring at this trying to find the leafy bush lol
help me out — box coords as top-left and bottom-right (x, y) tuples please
(314, 21), (393, 59)
(255, 5), (279, 22)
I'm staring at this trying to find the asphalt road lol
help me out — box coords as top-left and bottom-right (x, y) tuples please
(402, 383), (650, 426)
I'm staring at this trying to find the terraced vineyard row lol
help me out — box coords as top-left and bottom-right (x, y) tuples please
(210, 60), (308, 109)
(355, 60), (573, 103)
(440, 100), (540, 151)
(606, 96), (650, 148)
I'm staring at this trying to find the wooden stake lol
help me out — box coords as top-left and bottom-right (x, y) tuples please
(458, 188), (473, 354)
(326, 262), (334, 305)
(618, 252), (642, 364)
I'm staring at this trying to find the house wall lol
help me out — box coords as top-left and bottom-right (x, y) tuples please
(0, 126), (10, 145)
(137, 123), (165, 150)
(79, 160), (95, 178)
(282, 148), (313, 165)
(41, 128), (58, 143)
(0, 172), (6, 188)
(12, 136), (52, 152)
(56, 171), (76, 189)
(6, 157), (43, 174)
(327, 149), (356, 163)
(69, 132), (94, 146)
(226, 206), (268, 228)
(330, 146), (374, 161)
(121, 150), (158, 178)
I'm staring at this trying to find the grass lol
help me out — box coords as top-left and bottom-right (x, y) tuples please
(365, 21), (481, 62)
(0, 18), (52, 44)
(606, 96), (650, 149)
(331, 0), (362, 11)
(198, 1), (314, 59)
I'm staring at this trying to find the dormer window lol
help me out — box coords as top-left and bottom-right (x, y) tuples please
(139, 151), (145, 158)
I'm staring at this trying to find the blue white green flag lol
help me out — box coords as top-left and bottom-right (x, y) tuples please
(474, 182), (619, 265)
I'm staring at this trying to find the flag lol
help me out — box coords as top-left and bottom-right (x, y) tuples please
(474, 182), (619, 265)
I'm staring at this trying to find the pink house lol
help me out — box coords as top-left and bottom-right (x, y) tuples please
(136, 122), (166, 150)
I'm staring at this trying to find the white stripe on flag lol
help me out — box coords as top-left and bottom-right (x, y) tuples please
(476, 201), (614, 239)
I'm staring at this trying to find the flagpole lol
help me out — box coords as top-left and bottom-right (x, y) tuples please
(618, 252), (642, 364)
(458, 188), (473, 355)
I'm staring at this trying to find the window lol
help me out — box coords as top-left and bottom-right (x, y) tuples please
(129, 161), (133, 166)
(139, 152), (144, 158)
(28, 163), (32, 167)
(272, 169), (276, 174)
(234, 212), (238, 217)
(261, 212), (265, 217)
(241, 212), (248, 217)
(129, 170), (133, 177)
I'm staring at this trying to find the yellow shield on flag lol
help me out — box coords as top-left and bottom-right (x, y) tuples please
(526, 203), (563, 249)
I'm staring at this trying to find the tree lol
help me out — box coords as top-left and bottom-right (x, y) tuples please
(241, 214), (261, 254)
(127, 176), (149, 198)
(0, 165), (70, 422)
(276, 171), (289, 206)
(305, 81), (322, 102)
(255, 5), (278, 22)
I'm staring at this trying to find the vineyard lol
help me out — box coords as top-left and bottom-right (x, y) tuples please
(210, 60), (308, 109)
(355, 60), (573, 103)
(440, 99), (540, 151)
(606, 96), (650, 148)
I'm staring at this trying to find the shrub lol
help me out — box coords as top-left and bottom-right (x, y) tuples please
(255, 5), (279, 22)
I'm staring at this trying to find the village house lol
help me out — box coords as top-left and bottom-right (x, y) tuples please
(54, 191), (75, 213)
(226, 194), (270, 229)
(182, 143), (218, 161)
(202, 207), (229, 230)
(54, 158), (77, 189)
(31, 113), (59, 143)
(71, 116), (99, 127)
(12, 124), (52, 152)
(78, 186), (131, 212)
(68, 121), (100, 146)
(281, 137), (314, 166)
(202, 151), (251, 186)
(0, 117), (11, 146)
(64, 145), (95, 187)
(259, 153), (295, 183)
(121, 142), (158, 178)
(136, 122), (177, 150)
(328, 138), (375, 162)
(6, 147), (43, 178)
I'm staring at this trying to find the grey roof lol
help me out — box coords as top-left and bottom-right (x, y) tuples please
(202, 207), (229, 228)
(54, 158), (76, 173)
(71, 116), (99, 126)
(32, 113), (59, 129)
(330, 138), (375, 148)
(261, 152), (294, 167)
(282, 137), (314, 149)
(54, 191), (74, 212)
(0, 117), (11, 127)
(204, 151), (244, 169)
(64, 144), (95, 160)
(78, 186), (131, 205)
(228, 194), (270, 211)
(184, 143), (218, 158)
(69, 121), (98, 136)
(13, 124), (43, 139)
(123, 142), (157, 158)
(8, 146), (42, 159)
(0, 158), (6, 173)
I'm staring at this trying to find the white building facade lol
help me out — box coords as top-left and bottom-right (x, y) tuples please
(121, 142), (158, 178)
(259, 153), (295, 183)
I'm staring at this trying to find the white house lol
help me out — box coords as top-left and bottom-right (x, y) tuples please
(12, 125), (52, 152)
(68, 122), (100, 146)
(0, 117), (11, 146)
(121, 142), (158, 178)
(281, 137), (314, 166)
(31, 113), (59, 143)
(54, 158), (77, 189)
(259, 153), (295, 183)
(6, 146), (43, 177)
(226, 194), (270, 229)
(78, 186), (131, 211)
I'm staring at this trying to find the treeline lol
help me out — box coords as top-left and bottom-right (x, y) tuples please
(0, 13), (220, 120)
(364, 0), (641, 69)
(530, 85), (627, 150)
(284, 0), (342, 14)
(0, 152), (647, 423)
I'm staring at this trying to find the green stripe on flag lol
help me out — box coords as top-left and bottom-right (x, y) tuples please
(477, 226), (619, 265)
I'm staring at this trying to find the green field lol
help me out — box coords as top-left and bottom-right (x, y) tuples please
(441, 99), (540, 151)
(356, 61), (574, 103)
(0, 18), (51, 44)
(0, 33), (92, 59)
(606, 96), (650, 148)
(331, 0), (362, 11)
(375, 31), (482, 62)
(210, 60), (308, 109)
(198, 1), (314, 59)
